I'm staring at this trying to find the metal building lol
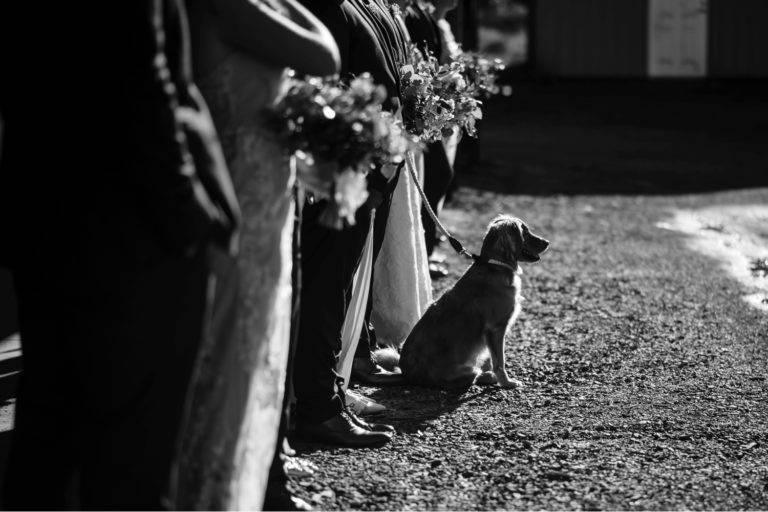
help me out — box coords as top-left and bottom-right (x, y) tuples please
(531, 0), (768, 77)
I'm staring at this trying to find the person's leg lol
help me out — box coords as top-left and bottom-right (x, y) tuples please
(293, 200), (369, 425)
(352, 169), (406, 384)
(77, 254), (209, 510)
(292, 200), (392, 446)
(286, 190), (302, 436)
(262, 399), (302, 511)
(264, 189), (311, 511)
(448, 125), (482, 202)
(2, 269), (78, 510)
(353, 168), (401, 361)
(421, 141), (454, 256)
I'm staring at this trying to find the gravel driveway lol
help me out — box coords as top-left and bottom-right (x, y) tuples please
(289, 186), (768, 510)
(289, 84), (768, 510)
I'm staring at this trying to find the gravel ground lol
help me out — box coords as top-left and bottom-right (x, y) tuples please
(288, 83), (768, 509)
(289, 186), (768, 510)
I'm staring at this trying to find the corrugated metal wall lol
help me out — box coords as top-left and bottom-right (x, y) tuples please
(535, 0), (647, 76)
(533, 0), (768, 77)
(709, 0), (768, 77)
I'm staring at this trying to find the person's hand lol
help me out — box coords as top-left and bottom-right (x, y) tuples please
(176, 91), (241, 256)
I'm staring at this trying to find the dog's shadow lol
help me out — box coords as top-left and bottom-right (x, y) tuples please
(363, 384), (504, 434)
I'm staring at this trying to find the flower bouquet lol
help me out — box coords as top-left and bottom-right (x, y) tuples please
(399, 44), (483, 142)
(455, 51), (506, 99)
(269, 72), (407, 228)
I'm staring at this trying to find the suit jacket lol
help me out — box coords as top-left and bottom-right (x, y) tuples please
(301, 0), (411, 196)
(405, 2), (442, 61)
(303, 0), (408, 111)
(0, 0), (239, 269)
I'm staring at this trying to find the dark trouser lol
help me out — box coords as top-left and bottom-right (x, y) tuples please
(421, 141), (454, 256)
(292, 201), (372, 424)
(294, 170), (400, 424)
(3, 251), (209, 510)
(353, 175), (397, 359)
(448, 128), (481, 202)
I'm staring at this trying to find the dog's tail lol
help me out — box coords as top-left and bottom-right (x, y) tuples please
(372, 347), (400, 372)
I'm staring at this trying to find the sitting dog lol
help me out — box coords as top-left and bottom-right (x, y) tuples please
(399, 215), (549, 388)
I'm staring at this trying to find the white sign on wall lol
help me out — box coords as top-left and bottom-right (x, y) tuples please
(648, 0), (708, 77)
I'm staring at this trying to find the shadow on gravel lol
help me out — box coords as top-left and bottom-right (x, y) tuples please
(456, 80), (768, 196)
(290, 386), (503, 455)
(365, 385), (504, 434)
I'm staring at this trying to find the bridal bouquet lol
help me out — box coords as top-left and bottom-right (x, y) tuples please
(455, 51), (506, 99)
(399, 44), (483, 142)
(269, 73), (408, 228)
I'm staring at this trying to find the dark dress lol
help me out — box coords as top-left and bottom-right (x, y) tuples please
(0, 0), (238, 508)
(404, 1), (455, 255)
(294, 0), (409, 424)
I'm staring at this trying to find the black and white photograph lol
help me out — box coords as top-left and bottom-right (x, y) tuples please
(0, 0), (766, 509)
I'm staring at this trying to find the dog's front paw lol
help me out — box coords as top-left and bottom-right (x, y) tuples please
(475, 371), (497, 386)
(496, 373), (524, 389)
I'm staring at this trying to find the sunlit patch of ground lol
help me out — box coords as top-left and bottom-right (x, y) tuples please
(657, 205), (768, 313)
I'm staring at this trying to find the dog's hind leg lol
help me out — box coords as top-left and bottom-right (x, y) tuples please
(487, 328), (523, 388)
(442, 365), (481, 389)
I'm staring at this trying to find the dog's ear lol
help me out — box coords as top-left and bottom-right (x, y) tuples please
(481, 215), (520, 260)
(481, 227), (500, 255)
(480, 216), (505, 255)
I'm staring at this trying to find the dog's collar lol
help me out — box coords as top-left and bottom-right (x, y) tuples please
(471, 253), (518, 272)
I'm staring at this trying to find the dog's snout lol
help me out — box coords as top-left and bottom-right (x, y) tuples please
(526, 233), (549, 254)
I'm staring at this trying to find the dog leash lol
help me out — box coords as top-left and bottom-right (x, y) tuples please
(403, 150), (517, 272)
(404, 150), (472, 259)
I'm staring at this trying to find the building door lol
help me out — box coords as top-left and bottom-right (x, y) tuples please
(648, 0), (709, 77)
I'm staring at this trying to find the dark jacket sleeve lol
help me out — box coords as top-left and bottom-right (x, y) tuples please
(302, 0), (352, 76)
(404, 5), (439, 58)
(125, 0), (235, 256)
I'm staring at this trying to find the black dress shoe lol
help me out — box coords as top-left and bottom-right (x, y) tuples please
(346, 410), (395, 434)
(295, 413), (392, 448)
